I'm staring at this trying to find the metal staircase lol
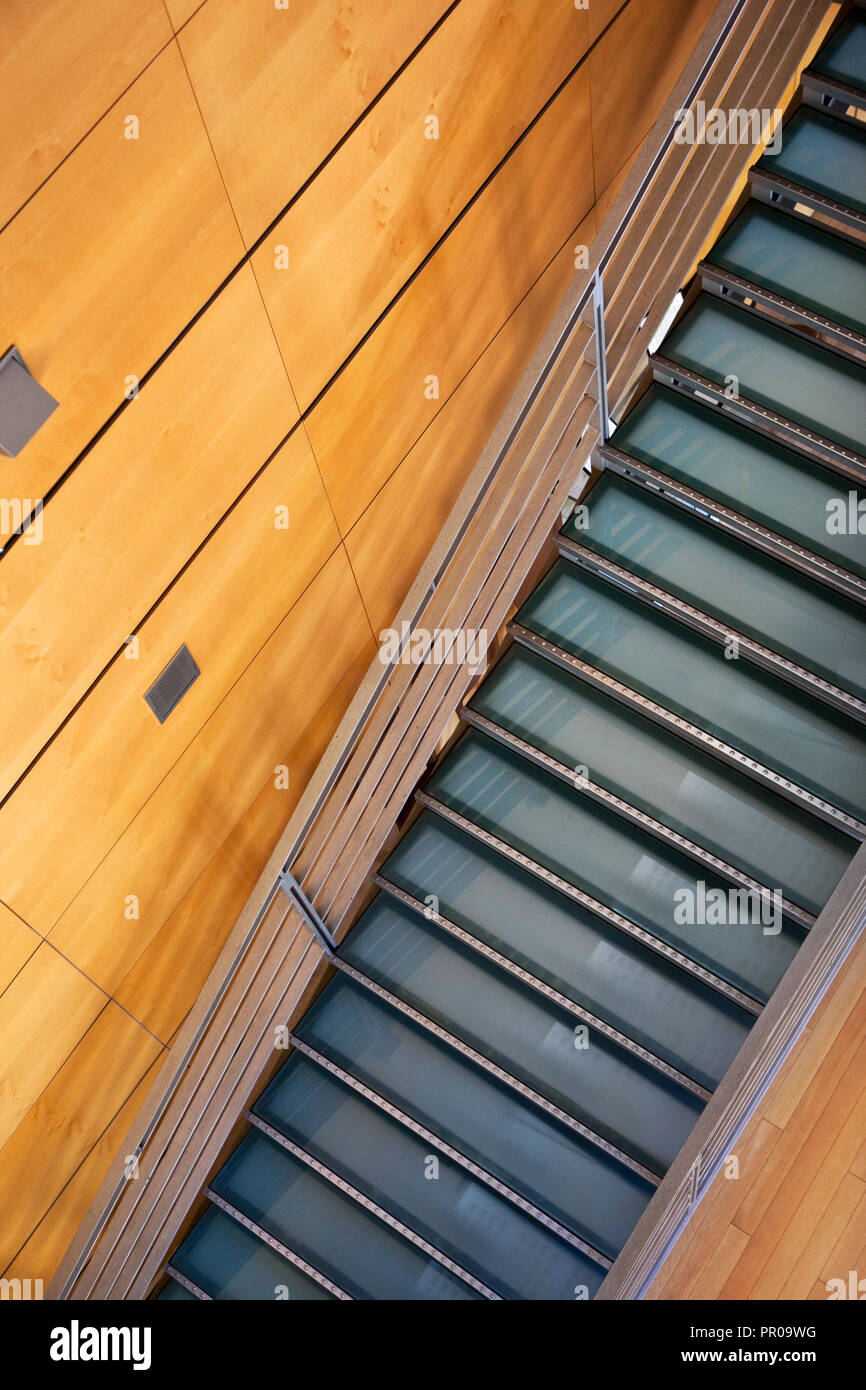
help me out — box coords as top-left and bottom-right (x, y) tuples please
(155, 8), (866, 1302)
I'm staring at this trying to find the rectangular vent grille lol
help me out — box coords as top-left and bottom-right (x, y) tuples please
(144, 645), (200, 724)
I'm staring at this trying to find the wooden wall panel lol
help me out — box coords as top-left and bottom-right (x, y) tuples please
(0, 902), (40, 994)
(588, 0), (626, 45)
(0, 41), (243, 519)
(0, 0), (172, 229)
(346, 207), (596, 635)
(0, 1003), (162, 1275)
(0, 945), (104, 1150)
(0, 425), (333, 934)
(4, 1050), (164, 1286)
(252, 0), (591, 408)
(594, 149), (634, 232)
(48, 549), (373, 1000)
(164, 0), (205, 31)
(306, 66), (595, 538)
(116, 643), (374, 1041)
(590, 0), (718, 194)
(0, 268), (297, 807)
(178, 0), (451, 245)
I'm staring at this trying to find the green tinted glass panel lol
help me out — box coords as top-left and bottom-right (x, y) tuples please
(663, 293), (866, 454)
(171, 1207), (334, 1301)
(426, 731), (803, 1002)
(256, 1054), (605, 1299)
(517, 562), (866, 820)
(212, 1132), (480, 1301)
(812, 14), (866, 91)
(381, 811), (752, 1089)
(469, 646), (853, 914)
(612, 385), (866, 578)
(708, 200), (866, 331)
(156, 1279), (198, 1302)
(566, 473), (866, 700)
(341, 895), (703, 1174)
(297, 976), (652, 1259)
(759, 107), (866, 213)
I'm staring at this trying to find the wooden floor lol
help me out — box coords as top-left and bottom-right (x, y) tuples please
(649, 925), (866, 1301)
(0, 0), (719, 1288)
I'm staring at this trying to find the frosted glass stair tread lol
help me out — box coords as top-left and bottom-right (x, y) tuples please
(255, 1053), (607, 1299)
(341, 894), (704, 1174)
(297, 975), (653, 1259)
(212, 1131), (481, 1300)
(171, 1206), (335, 1301)
(468, 645), (854, 915)
(426, 730), (803, 1001)
(610, 385), (866, 579)
(707, 200), (866, 331)
(758, 107), (866, 213)
(564, 472), (866, 701)
(517, 562), (866, 820)
(811, 13), (866, 91)
(662, 293), (866, 455)
(157, 1279), (199, 1301)
(381, 810), (753, 1089)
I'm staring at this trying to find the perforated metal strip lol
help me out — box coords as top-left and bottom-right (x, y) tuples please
(508, 622), (866, 839)
(416, 791), (762, 1017)
(246, 1113), (501, 1299)
(651, 350), (866, 484)
(749, 167), (866, 240)
(332, 955), (663, 1184)
(699, 261), (866, 362)
(374, 873), (713, 1099)
(460, 706), (816, 932)
(205, 1188), (352, 1299)
(599, 441), (866, 605)
(162, 1265), (211, 1301)
(557, 532), (866, 722)
(800, 68), (866, 121)
(284, 1031), (612, 1268)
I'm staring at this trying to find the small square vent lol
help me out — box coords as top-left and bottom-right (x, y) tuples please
(144, 645), (200, 724)
(0, 346), (59, 457)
